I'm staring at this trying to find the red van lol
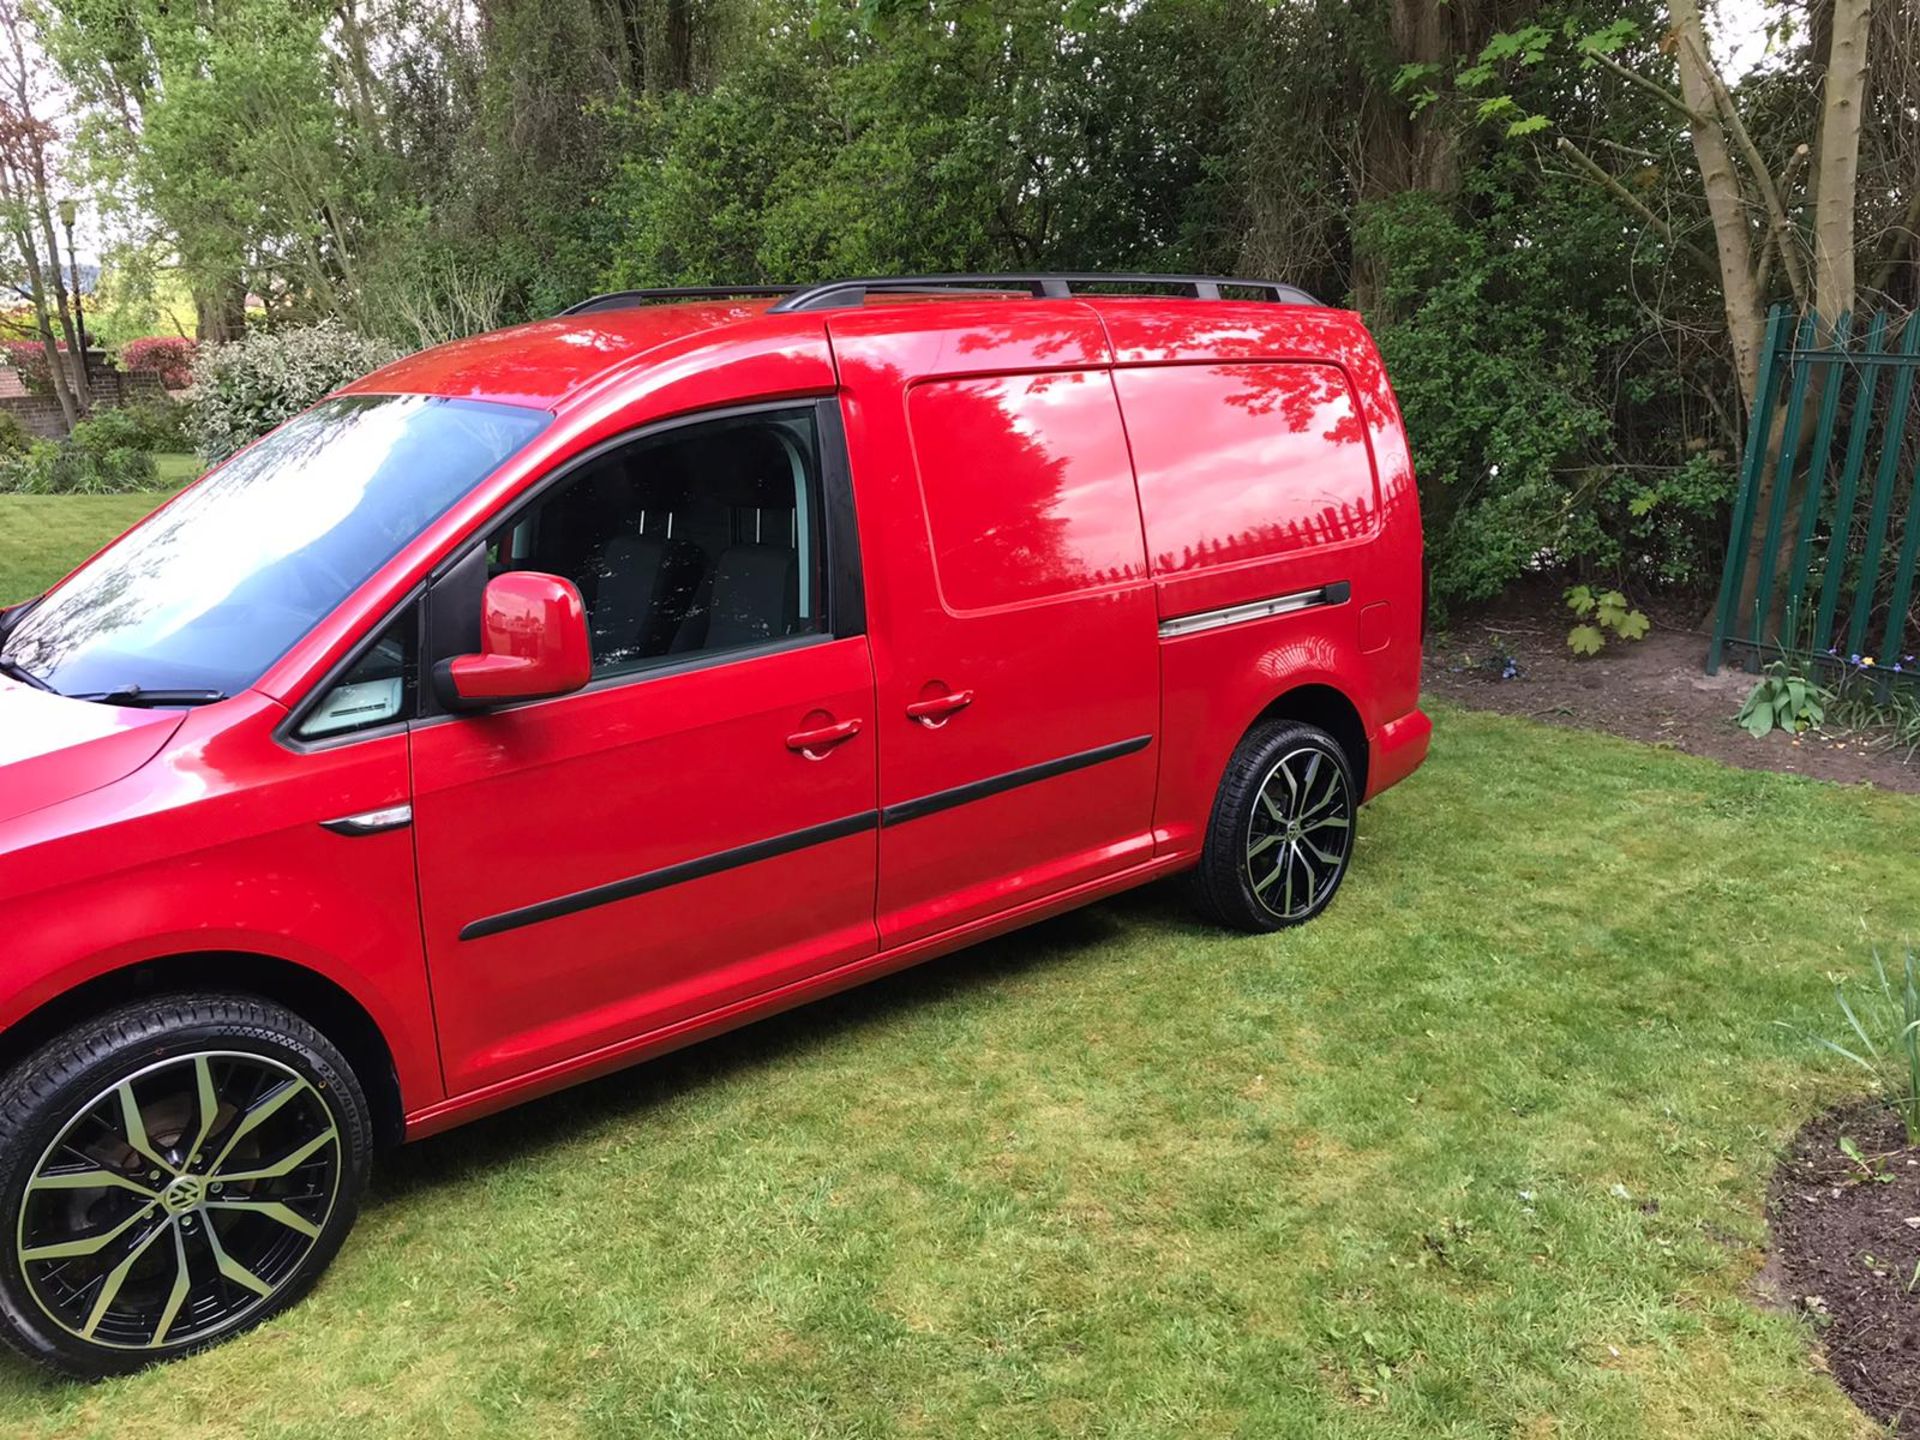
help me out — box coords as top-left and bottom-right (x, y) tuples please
(0, 275), (1427, 1374)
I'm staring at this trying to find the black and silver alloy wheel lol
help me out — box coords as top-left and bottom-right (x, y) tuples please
(1189, 718), (1358, 932)
(18, 1052), (341, 1350)
(0, 995), (370, 1377)
(1244, 745), (1352, 922)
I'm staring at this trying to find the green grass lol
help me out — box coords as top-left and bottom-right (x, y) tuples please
(151, 453), (201, 489)
(0, 456), (197, 602)
(0, 492), (1911, 1436)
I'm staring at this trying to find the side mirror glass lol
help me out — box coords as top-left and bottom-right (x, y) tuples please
(433, 572), (591, 711)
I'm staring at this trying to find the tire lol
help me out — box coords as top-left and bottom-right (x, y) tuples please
(1189, 720), (1358, 933)
(0, 993), (371, 1378)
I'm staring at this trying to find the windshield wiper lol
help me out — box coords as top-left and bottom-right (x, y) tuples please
(0, 657), (54, 693)
(74, 685), (228, 708)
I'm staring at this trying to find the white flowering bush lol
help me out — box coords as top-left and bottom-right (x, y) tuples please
(194, 320), (401, 462)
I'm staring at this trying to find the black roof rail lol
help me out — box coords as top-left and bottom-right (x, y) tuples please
(766, 272), (1320, 313)
(560, 285), (802, 316)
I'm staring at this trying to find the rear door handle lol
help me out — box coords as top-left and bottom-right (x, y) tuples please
(906, 689), (974, 726)
(786, 718), (862, 757)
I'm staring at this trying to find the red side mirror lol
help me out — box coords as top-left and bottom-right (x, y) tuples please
(435, 572), (592, 711)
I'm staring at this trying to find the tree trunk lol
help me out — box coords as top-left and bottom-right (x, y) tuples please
(194, 281), (247, 344)
(1351, 0), (1470, 316)
(9, 223), (79, 432)
(1812, 0), (1871, 322)
(1720, 0), (1872, 644)
(29, 188), (90, 413)
(662, 0), (693, 92)
(1669, 0), (1766, 409)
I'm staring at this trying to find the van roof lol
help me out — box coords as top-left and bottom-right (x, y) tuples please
(343, 274), (1335, 413)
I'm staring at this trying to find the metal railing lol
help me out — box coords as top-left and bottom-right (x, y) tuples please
(1707, 305), (1920, 678)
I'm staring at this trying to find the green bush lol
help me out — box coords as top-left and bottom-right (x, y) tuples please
(113, 399), (193, 453)
(1356, 171), (1735, 610)
(0, 410), (35, 458)
(0, 413), (159, 495)
(194, 320), (400, 463)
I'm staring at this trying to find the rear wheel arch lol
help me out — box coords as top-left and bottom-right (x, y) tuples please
(1252, 683), (1369, 798)
(0, 953), (406, 1150)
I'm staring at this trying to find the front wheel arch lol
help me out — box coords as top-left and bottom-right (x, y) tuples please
(0, 954), (404, 1150)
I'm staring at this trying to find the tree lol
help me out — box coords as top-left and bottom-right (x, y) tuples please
(1452, 2), (1902, 623)
(0, 0), (90, 427)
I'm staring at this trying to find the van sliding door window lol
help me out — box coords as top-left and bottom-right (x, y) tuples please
(488, 409), (829, 676)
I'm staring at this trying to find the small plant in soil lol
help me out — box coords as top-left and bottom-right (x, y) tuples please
(1453, 635), (1522, 682)
(1824, 651), (1920, 761)
(1736, 661), (1829, 738)
(1837, 1134), (1894, 1184)
(1780, 945), (1920, 1145)
(1564, 585), (1649, 656)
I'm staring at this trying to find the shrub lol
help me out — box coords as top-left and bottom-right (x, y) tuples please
(119, 336), (197, 389)
(0, 410), (35, 457)
(194, 320), (400, 462)
(2, 340), (55, 396)
(0, 408), (160, 495)
(112, 399), (193, 453)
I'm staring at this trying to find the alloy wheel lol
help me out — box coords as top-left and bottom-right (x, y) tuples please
(1244, 745), (1353, 920)
(16, 1051), (341, 1351)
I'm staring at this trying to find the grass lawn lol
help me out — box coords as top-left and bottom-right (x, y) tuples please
(151, 452), (202, 489)
(0, 496), (1915, 1436)
(0, 455), (198, 602)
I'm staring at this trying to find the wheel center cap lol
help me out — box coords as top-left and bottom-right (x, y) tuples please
(161, 1175), (205, 1214)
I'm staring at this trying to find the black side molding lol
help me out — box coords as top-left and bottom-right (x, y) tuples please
(460, 810), (879, 941)
(879, 735), (1152, 827)
(457, 734), (1154, 941)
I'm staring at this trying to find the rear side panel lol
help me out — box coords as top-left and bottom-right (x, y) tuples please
(1096, 303), (1425, 855)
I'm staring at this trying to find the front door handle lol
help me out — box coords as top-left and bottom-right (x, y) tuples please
(906, 689), (974, 727)
(786, 717), (862, 758)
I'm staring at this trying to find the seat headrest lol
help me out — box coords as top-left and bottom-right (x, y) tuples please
(680, 426), (798, 509)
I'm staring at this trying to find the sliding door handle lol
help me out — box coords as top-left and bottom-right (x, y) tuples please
(905, 689), (974, 727)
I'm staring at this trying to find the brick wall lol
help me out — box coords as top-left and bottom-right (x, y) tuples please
(0, 356), (174, 439)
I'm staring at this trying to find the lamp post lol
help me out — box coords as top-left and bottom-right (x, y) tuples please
(56, 198), (86, 369)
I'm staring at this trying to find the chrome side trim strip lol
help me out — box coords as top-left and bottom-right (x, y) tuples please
(1157, 581), (1350, 640)
(320, 804), (413, 837)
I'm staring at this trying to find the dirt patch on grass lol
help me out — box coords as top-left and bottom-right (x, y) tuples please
(1424, 585), (1920, 795)
(1770, 1099), (1920, 1426)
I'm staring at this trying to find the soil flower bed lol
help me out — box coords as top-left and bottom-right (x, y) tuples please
(1772, 1100), (1920, 1425)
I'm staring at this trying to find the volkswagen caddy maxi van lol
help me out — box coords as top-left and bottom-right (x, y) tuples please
(0, 274), (1428, 1374)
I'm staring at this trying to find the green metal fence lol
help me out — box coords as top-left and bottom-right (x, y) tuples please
(1707, 304), (1920, 676)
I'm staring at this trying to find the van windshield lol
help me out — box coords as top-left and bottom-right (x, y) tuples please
(0, 394), (548, 703)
